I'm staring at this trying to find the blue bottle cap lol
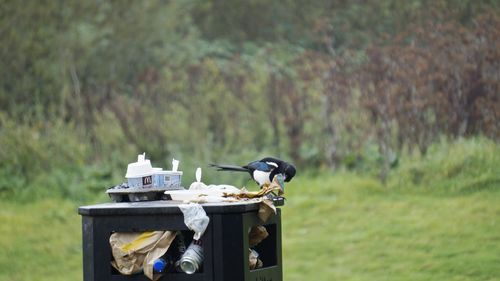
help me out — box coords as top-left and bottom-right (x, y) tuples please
(153, 259), (166, 273)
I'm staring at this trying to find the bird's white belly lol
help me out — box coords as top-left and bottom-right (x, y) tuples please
(253, 170), (271, 186)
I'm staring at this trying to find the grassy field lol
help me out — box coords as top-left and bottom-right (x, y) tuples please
(283, 175), (500, 281)
(0, 200), (83, 281)
(0, 174), (498, 281)
(0, 140), (499, 281)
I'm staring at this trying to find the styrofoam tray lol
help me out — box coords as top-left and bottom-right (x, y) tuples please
(165, 189), (227, 201)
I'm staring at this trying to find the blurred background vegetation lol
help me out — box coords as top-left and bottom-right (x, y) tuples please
(0, 1), (499, 280)
(1, 0), (499, 200)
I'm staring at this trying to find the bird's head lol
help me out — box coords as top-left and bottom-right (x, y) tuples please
(283, 163), (296, 182)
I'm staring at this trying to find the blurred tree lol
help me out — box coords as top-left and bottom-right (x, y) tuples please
(1, 0), (500, 198)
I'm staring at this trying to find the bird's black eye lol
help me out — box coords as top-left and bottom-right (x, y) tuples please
(283, 165), (296, 182)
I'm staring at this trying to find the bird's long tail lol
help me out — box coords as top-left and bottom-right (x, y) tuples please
(209, 164), (248, 172)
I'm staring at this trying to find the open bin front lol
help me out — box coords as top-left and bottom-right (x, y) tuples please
(212, 209), (282, 281)
(245, 210), (282, 280)
(84, 214), (214, 281)
(80, 203), (214, 281)
(109, 230), (207, 279)
(79, 201), (282, 281)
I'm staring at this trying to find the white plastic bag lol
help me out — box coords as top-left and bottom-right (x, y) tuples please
(179, 203), (210, 240)
(189, 167), (206, 190)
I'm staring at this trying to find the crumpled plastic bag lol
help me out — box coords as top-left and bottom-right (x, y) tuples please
(188, 167), (240, 199)
(179, 203), (209, 240)
(189, 167), (208, 190)
(110, 230), (176, 280)
(189, 181), (208, 190)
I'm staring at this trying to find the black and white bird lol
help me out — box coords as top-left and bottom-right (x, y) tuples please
(210, 157), (296, 187)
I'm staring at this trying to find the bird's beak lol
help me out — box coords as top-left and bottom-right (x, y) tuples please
(276, 174), (285, 190)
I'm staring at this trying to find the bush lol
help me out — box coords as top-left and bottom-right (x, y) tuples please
(389, 137), (500, 194)
(0, 115), (107, 201)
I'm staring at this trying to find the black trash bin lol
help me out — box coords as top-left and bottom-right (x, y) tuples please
(78, 201), (282, 281)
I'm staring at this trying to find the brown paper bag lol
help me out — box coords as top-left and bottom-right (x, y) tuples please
(110, 231), (176, 280)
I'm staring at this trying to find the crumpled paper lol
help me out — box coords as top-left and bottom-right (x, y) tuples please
(143, 232), (178, 280)
(110, 230), (176, 280)
(222, 176), (284, 199)
(249, 225), (269, 247)
(249, 249), (263, 270)
(179, 203), (210, 240)
(248, 226), (268, 270)
(220, 175), (283, 222)
(258, 198), (276, 222)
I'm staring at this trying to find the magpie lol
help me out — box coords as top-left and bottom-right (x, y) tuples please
(210, 157), (296, 187)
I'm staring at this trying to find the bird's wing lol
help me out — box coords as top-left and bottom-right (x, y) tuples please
(246, 161), (274, 172)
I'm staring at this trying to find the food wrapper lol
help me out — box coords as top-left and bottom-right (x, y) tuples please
(222, 176), (284, 199)
(143, 231), (177, 280)
(249, 249), (263, 270)
(249, 226), (269, 247)
(110, 231), (176, 280)
(258, 199), (276, 222)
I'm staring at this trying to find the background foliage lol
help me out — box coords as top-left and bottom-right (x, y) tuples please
(1, 0), (499, 196)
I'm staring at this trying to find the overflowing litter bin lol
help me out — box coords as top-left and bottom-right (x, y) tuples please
(78, 200), (283, 281)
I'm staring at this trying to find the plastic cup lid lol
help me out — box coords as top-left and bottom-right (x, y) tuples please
(125, 156), (154, 178)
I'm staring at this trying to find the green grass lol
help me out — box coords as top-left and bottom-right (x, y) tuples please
(282, 174), (500, 281)
(0, 200), (82, 281)
(1, 138), (499, 281)
(1, 175), (498, 281)
(388, 137), (500, 195)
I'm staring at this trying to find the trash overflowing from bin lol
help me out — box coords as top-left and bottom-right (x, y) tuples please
(248, 225), (269, 270)
(178, 203), (210, 240)
(110, 231), (177, 278)
(179, 238), (204, 274)
(106, 154), (293, 280)
(106, 153), (184, 202)
(249, 249), (263, 270)
(110, 230), (206, 280)
(110, 218), (274, 279)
